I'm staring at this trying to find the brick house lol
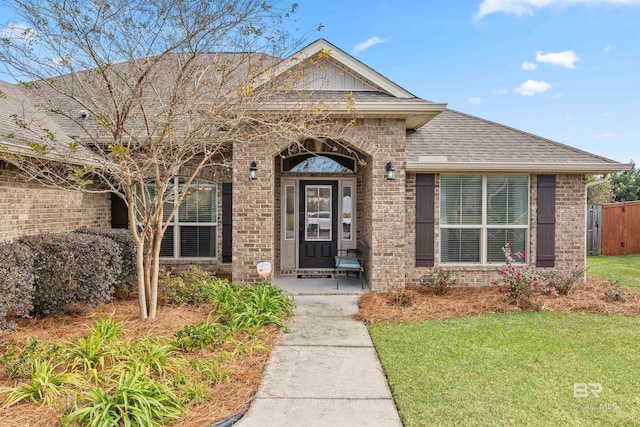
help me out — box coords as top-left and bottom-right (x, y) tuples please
(0, 39), (630, 290)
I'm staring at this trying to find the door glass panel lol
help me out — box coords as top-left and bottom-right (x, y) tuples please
(285, 185), (295, 240)
(305, 185), (332, 241)
(342, 186), (352, 240)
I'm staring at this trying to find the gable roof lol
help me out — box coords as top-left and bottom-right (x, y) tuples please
(255, 39), (416, 98)
(251, 39), (447, 128)
(406, 109), (630, 173)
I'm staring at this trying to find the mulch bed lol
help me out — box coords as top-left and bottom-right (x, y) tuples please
(356, 276), (640, 324)
(0, 299), (279, 427)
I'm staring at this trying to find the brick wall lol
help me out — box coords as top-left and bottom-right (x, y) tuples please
(0, 165), (110, 241)
(405, 173), (586, 287)
(232, 118), (407, 290)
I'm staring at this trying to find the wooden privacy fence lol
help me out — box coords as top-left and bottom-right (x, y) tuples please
(588, 201), (640, 256)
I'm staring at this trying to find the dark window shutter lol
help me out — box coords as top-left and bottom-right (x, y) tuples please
(536, 175), (556, 267)
(416, 174), (435, 267)
(222, 183), (232, 263)
(111, 193), (129, 229)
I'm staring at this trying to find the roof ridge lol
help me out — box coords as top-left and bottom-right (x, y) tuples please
(443, 108), (620, 164)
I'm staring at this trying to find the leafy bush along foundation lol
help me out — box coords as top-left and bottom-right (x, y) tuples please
(1, 268), (294, 426)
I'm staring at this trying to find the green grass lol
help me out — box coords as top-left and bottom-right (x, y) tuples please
(588, 255), (640, 291)
(369, 313), (640, 427)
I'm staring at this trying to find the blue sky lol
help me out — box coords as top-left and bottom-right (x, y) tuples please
(285, 0), (640, 163)
(2, 0), (638, 163)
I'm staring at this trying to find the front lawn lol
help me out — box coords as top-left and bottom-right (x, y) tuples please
(588, 255), (640, 291)
(369, 313), (640, 427)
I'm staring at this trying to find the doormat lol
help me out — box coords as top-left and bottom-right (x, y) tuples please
(297, 274), (332, 279)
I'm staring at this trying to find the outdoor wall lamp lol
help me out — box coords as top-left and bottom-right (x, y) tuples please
(385, 161), (396, 180)
(249, 161), (258, 180)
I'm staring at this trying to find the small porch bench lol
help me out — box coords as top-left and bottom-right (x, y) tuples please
(334, 240), (366, 289)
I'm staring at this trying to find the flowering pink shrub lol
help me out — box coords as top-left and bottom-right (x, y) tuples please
(493, 242), (540, 307)
(494, 243), (585, 307)
(421, 269), (460, 295)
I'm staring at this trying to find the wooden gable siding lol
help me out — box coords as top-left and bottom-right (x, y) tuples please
(294, 58), (378, 91)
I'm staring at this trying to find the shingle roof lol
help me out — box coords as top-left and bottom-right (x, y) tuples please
(0, 80), (93, 162)
(406, 109), (625, 172)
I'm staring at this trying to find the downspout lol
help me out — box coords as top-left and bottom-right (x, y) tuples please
(585, 174), (610, 190)
(583, 174), (610, 281)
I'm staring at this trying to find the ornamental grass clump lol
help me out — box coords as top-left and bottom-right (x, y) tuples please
(421, 269), (459, 295)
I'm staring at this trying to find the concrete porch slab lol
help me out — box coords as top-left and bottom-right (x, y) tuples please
(275, 275), (368, 295)
(292, 294), (361, 317)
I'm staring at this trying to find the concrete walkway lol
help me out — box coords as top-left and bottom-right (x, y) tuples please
(236, 293), (403, 427)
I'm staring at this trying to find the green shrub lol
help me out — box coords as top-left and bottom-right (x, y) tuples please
(75, 228), (137, 294)
(604, 280), (628, 301)
(20, 233), (121, 315)
(172, 320), (229, 351)
(541, 267), (585, 296)
(383, 285), (416, 307)
(213, 281), (294, 331)
(2, 337), (62, 379)
(420, 269), (458, 295)
(159, 266), (226, 305)
(494, 243), (541, 308)
(0, 241), (35, 332)
(64, 370), (183, 427)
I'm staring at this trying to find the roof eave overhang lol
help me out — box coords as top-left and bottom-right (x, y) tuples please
(254, 101), (448, 129)
(406, 161), (633, 174)
(0, 139), (99, 167)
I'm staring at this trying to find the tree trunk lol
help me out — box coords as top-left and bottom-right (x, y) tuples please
(135, 238), (148, 319)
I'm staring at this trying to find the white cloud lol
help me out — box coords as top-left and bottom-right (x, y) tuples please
(603, 44), (615, 52)
(536, 50), (581, 68)
(492, 88), (509, 95)
(474, 0), (640, 20)
(522, 61), (537, 70)
(468, 97), (482, 104)
(514, 79), (551, 96)
(1, 23), (37, 42)
(48, 56), (74, 66)
(352, 37), (387, 55)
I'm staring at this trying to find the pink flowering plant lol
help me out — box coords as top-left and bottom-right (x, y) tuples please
(421, 269), (459, 295)
(493, 242), (541, 307)
(541, 265), (585, 296)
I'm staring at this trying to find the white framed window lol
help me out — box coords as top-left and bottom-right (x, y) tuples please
(341, 185), (353, 241)
(284, 185), (295, 240)
(142, 178), (217, 258)
(440, 175), (529, 264)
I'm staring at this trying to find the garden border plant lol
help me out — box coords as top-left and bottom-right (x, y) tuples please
(493, 242), (585, 308)
(420, 269), (460, 295)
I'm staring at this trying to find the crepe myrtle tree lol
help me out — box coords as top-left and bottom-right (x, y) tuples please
(0, 0), (357, 319)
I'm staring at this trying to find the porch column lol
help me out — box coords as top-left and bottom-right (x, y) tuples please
(231, 142), (275, 283)
(368, 159), (407, 291)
